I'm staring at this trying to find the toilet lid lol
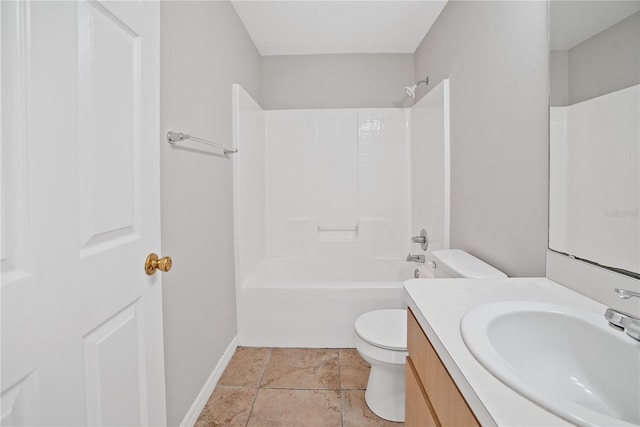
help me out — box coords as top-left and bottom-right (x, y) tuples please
(355, 309), (407, 351)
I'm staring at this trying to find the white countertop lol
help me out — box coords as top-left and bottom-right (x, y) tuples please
(403, 277), (609, 427)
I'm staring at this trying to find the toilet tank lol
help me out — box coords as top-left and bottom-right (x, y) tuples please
(431, 249), (507, 278)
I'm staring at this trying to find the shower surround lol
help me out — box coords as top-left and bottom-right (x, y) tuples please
(233, 82), (449, 347)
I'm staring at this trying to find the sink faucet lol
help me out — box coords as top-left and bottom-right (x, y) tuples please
(615, 288), (640, 299)
(605, 288), (640, 341)
(406, 253), (425, 263)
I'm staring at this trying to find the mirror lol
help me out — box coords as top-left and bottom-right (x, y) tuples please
(549, 1), (640, 276)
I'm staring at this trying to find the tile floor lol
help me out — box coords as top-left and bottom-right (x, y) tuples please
(195, 347), (404, 427)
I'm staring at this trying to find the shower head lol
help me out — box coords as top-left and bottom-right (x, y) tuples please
(404, 77), (429, 98)
(404, 85), (417, 98)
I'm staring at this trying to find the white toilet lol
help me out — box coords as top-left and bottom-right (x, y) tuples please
(353, 249), (507, 422)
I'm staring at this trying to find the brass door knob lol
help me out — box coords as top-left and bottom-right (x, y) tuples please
(145, 253), (172, 275)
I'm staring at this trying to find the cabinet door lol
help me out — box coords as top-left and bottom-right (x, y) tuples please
(408, 309), (480, 427)
(406, 357), (439, 427)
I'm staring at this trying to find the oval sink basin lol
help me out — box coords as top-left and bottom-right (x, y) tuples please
(461, 301), (640, 426)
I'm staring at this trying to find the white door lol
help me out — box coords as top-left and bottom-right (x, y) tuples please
(1, 1), (166, 425)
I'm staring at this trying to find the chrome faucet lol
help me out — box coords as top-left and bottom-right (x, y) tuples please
(411, 229), (428, 251)
(605, 288), (640, 341)
(411, 235), (426, 244)
(406, 253), (425, 263)
(615, 288), (640, 299)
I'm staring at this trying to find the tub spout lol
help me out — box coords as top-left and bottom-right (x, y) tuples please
(406, 253), (425, 263)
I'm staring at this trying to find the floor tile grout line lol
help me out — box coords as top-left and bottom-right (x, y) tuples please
(258, 347), (273, 387)
(339, 390), (345, 427)
(244, 347), (273, 427)
(337, 349), (345, 427)
(259, 386), (341, 390)
(337, 348), (343, 390)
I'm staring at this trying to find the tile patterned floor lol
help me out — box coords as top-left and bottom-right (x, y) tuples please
(195, 347), (404, 427)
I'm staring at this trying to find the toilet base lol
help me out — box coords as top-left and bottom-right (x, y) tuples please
(364, 360), (406, 422)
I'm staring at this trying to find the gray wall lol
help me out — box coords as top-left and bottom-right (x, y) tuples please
(260, 53), (415, 109)
(568, 11), (639, 104)
(414, 1), (549, 276)
(160, 2), (260, 425)
(551, 12), (640, 106)
(549, 50), (569, 107)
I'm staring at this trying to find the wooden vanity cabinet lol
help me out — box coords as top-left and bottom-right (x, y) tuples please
(406, 308), (481, 427)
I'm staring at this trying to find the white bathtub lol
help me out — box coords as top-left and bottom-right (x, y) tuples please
(236, 257), (431, 347)
(232, 85), (451, 348)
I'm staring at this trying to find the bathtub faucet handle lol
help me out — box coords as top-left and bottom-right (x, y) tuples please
(406, 253), (425, 263)
(411, 229), (428, 251)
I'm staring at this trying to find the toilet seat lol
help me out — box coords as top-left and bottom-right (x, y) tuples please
(355, 309), (407, 351)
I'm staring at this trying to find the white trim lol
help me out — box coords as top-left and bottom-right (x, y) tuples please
(441, 78), (451, 249)
(180, 335), (239, 427)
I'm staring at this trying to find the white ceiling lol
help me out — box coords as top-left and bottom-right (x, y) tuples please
(231, 1), (448, 56)
(550, 0), (640, 50)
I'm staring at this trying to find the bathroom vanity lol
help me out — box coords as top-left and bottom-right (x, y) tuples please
(403, 278), (640, 426)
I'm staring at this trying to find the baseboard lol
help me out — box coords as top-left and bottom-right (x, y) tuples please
(180, 335), (239, 427)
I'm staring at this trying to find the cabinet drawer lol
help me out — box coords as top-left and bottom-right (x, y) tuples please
(406, 356), (439, 427)
(407, 308), (480, 427)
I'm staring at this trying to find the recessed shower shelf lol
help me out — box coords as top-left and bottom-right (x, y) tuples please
(317, 224), (359, 241)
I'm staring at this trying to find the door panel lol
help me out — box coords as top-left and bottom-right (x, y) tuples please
(83, 300), (146, 426)
(77, 0), (141, 255)
(0, 372), (39, 426)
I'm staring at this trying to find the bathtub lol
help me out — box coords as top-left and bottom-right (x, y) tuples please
(236, 257), (430, 348)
